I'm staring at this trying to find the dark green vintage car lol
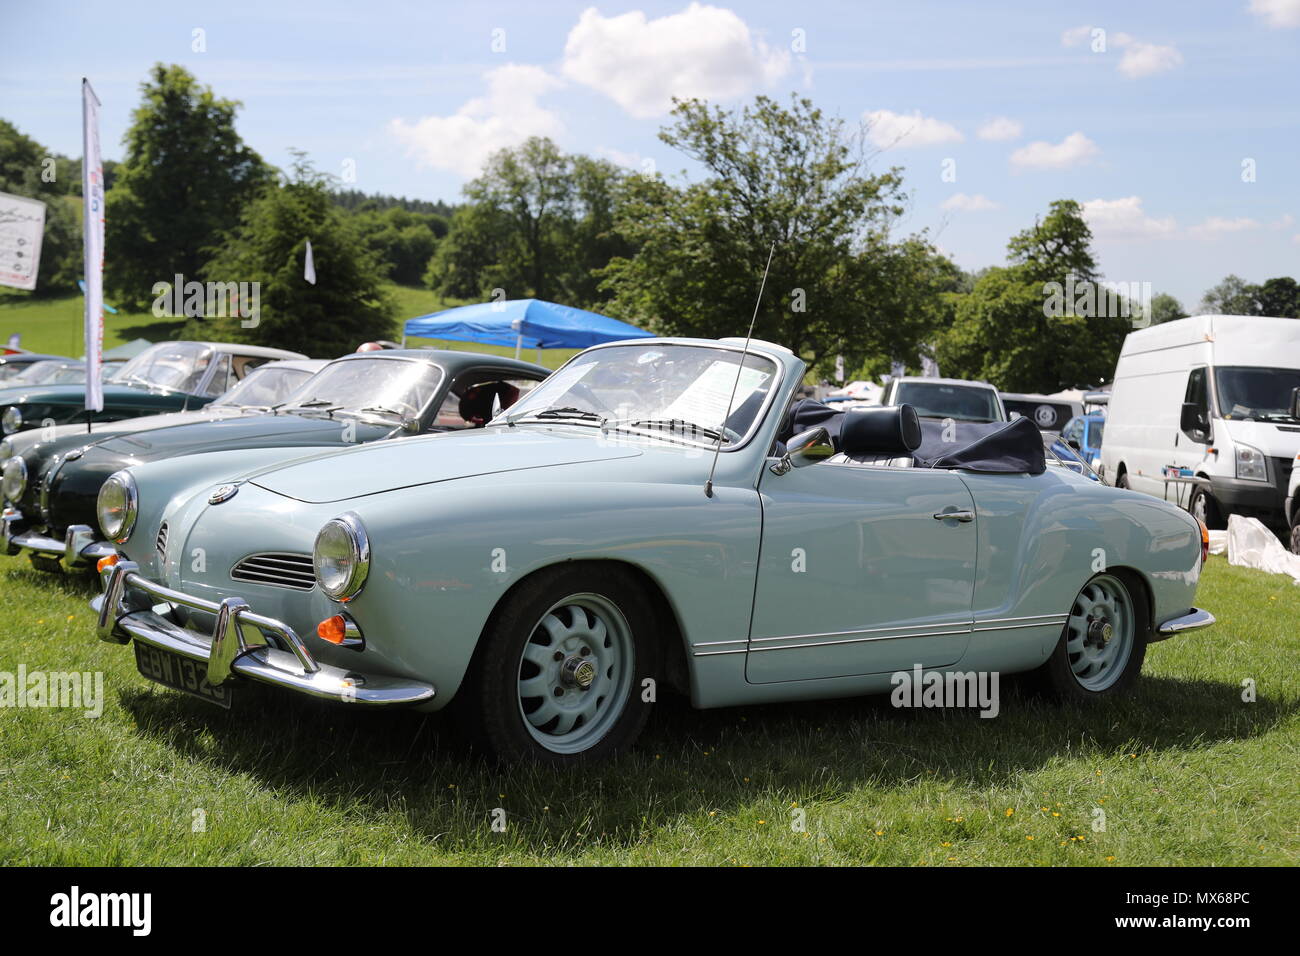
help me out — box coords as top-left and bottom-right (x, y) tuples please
(0, 341), (306, 436)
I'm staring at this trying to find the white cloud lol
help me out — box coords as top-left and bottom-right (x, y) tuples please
(561, 3), (790, 118)
(1248, 0), (1300, 28)
(1081, 196), (1177, 239)
(865, 108), (964, 148)
(1188, 216), (1262, 239)
(1009, 131), (1099, 170)
(389, 65), (564, 178)
(941, 193), (999, 212)
(1061, 25), (1095, 47)
(1117, 41), (1184, 78)
(977, 116), (1023, 141)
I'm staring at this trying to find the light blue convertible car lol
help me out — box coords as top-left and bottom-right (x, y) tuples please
(91, 337), (1215, 763)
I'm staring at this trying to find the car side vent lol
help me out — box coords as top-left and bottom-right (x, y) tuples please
(155, 521), (169, 562)
(230, 552), (316, 591)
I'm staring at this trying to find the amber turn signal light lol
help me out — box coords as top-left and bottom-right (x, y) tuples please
(317, 615), (348, 644)
(1197, 518), (1210, 565)
(96, 555), (119, 574)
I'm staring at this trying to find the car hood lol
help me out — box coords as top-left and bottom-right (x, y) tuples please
(250, 427), (644, 503)
(0, 382), (180, 407)
(1218, 419), (1300, 458)
(85, 412), (392, 460)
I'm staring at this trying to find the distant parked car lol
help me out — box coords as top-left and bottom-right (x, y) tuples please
(3, 350), (546, 571)
(0, 341), (306, 436)
(881, 376), (1006, 423)
(0, 352), (76, 383)
(1061, 413), (1106, 470)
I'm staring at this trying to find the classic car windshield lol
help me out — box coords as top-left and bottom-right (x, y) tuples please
(109, 342), (215, 393)
(501, 343), (779, 446)
(894, 381), (1002, 423)
(15, 361), (86, 385)
(1214, 366), (1300, 422)
(212, 364), (315, 409)
(278, 358), (443, 421)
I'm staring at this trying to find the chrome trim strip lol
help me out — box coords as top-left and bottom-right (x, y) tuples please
(749, 619), (976, 644)
(750, 628), (973, 654)
(691, 648), (749, 657)
(693, 639), (749, 647)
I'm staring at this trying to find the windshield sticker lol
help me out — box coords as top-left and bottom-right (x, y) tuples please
(662, 360), (769, 426)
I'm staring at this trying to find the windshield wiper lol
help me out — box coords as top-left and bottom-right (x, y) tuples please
(613, 418), (728, 443)
(512, 406), (606, 424)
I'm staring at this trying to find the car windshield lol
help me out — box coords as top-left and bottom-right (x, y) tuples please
(278, 357), (443, 422)
(108, 342), (216, 393)
(895, 382), (1001, 422)
(500, 343), (779, 447)
(0, 362), (36, 382)
(212, 365), (315, 409)
(1089, 419), (1105, 443)
(15, 361), (86, 385)
(1214, 366), (1300, 422)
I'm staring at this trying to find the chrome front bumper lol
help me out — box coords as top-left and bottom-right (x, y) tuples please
(93, 559), (435, 706)
(2, 509), (113, 568)
(1151, 607), (1216, 643)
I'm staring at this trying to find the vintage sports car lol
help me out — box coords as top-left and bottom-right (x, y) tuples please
(4, 349), (545, 572)
(0, 340), (305, 436)
(92, 337), (1215, 763)
(0, 352), (77, 383)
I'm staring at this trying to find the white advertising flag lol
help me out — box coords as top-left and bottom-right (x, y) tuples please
(0, 191), (47, 291)
(82, 78), (105, 413)
(304, 240), (316, 285)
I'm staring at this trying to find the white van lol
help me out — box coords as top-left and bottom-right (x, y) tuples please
(1101, 314), (1300, 530)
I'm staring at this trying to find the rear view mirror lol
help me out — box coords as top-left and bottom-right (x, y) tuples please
(771, 426), (834, 475)
(1180, 402), (1211, 443)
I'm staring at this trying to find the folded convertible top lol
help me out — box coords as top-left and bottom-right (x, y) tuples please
(912, 416), (1046, 475)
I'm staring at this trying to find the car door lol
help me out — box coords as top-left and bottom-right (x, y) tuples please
(746, 459), (978, 683)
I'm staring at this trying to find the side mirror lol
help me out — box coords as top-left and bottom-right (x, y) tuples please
(770, 426), (834, 475)
(1291, 387), (1300, 421)
(1180, 402), (1211, 443)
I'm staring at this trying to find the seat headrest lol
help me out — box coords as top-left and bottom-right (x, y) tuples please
(840, 404), (922, 458)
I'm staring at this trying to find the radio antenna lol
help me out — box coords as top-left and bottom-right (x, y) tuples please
(705, 241), (775, 498)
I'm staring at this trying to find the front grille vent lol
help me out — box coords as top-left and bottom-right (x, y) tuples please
(230, 552), (316, 591)
(155, 521), (169, 562)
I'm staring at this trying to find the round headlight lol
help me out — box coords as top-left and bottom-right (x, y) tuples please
(2, 407), (23, 435)
(2, 456), (26, 502)
(313, 513), (370, 600)
(97, 471), (139, 543)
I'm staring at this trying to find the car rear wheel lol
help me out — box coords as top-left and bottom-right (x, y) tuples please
(1034, 573), (1148, 700)
(461, 563), (660, 764)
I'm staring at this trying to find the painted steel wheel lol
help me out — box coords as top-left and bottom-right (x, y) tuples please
(1032, 572), (1148, 701)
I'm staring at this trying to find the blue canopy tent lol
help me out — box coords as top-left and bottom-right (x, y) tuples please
(402, 299), (653, 359)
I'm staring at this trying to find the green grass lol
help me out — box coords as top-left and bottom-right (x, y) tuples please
(0, 286), (581, 370)
(0, 554), (1295, 865)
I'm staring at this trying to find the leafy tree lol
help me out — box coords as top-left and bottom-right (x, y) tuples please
(0, 119), (83, 295)
(106, 64), (272, 309)
(1149, 292), (1185, 324)
(186, 156), (395, 357)
(601, 95), (939, 374)
(1254, 276), (1300, 318)
(937, 200), (1129, 391)
(1198, 274), (1256, 316)
(352, 206), (444, 285)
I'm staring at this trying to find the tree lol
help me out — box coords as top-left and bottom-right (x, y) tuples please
(186, 156), (396, 356)
(106, 64), (272, 309)
(937, 200), (1130, 392)
(601, 95), (938, 374)
(0, 119), (83, 295)
(1149, 292), (1185, 324)
(352, 206), (444, 286)
(1199, 274), (1256, 316)
(1254, 277), (1300, 318)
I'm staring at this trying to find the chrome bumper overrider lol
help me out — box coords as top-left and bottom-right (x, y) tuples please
(1151, 607), (1216, 643)
(93, 559), (435, 706)
(2, 510), (113, 567)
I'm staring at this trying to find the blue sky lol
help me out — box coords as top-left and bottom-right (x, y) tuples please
(4, 0), (1299, 307)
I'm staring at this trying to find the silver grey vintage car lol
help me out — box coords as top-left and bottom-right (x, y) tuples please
(91, 337), (1215, 763)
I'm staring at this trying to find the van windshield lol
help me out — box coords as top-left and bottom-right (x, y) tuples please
(1214, 366), (1300, 423)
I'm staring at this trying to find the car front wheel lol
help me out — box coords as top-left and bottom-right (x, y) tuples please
(1034, 573), (1148, 700)
(461, 563), (660, 764)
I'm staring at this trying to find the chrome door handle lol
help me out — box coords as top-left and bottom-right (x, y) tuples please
(933, 509), (975, 522)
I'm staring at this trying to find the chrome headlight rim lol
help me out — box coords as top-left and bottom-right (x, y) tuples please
(1, 455), (26, 502)
(0, 440), (13, 461)
(2, 407), (23, 435)
(97, 470), (139, 544)
(313, 512), (370, 601)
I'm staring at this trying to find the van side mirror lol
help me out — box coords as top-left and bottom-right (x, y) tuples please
(770, 426), (835, 475)
(1180, 402), (1211, 443)
(1291, 387), (1300, 421)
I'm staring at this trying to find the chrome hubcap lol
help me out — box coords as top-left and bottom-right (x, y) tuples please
(516, 593), (634, 755)
(1065, 575), (1135, 692)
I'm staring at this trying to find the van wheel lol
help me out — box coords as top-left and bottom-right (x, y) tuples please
(1190, 485), (1224, 531)
(461, 564), (660, 765)
(1032, 573), (1148, 701)
(1115, 470), (1129, 490)
(1289, 515), (1300, 556)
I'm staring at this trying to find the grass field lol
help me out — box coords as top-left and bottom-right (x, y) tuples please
(0, 288), (581, 370)
(0, 553), (1295, 866)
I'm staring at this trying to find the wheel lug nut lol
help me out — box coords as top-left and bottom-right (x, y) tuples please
(553, 651), (564, 662)
(580, 647), (590, 657)
(554, 688), (564, 696)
